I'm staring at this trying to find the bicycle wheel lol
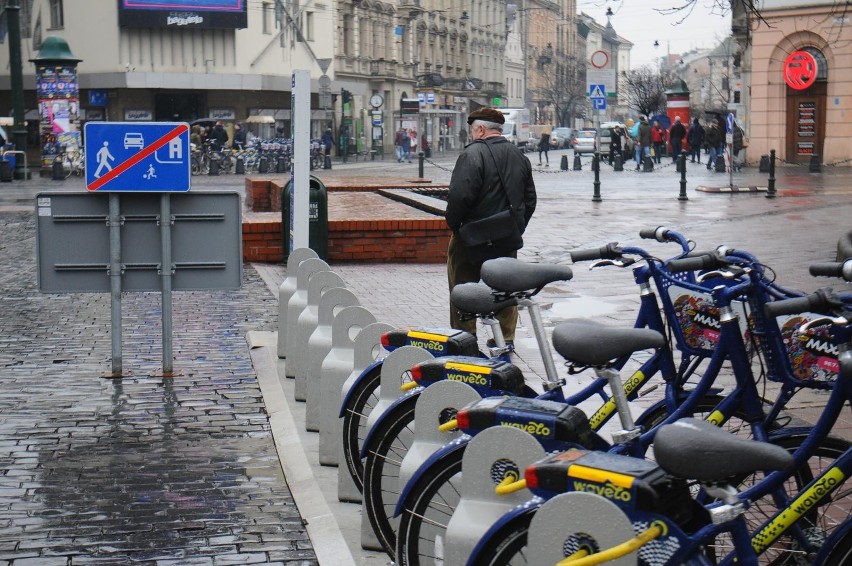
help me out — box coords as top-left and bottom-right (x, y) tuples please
(467, 508), (533, 565)
(396, 446), (464, 566)
(362, 395), (417, 557)
(820, 527), (852, 566)
(708, 435), (850, 565)
(340, 364), (382, 491)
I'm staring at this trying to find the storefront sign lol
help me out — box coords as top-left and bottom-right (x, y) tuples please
(784, 51), (817, 90)
(209, 108), (236, 120)
(125, 109), (153, 121)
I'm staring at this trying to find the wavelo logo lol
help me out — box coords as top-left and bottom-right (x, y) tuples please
(409, 339), (445, 352)
(446, 372), (488, 386)
(572, 480), (632, 502)
(499, 421), (552, 437)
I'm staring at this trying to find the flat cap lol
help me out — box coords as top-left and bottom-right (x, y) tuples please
(467, 107), (505, 125)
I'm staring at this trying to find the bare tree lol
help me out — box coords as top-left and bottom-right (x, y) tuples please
(622, 66), (677, 118)
(531, 58), (587, 127)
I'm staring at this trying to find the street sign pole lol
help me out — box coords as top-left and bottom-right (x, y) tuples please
(108, 193), (123, 377)
(160, 193), (174, 375)
(291, 70), (310, 251)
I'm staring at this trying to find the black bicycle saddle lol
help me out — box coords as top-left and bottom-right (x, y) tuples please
(551, 319), (665, 366)
(654, 418), (794, 482)
(481, 258), (573, 293)
(451, 282), (518, 316)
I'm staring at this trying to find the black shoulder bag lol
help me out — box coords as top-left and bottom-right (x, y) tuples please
(457, 141), (524, 264)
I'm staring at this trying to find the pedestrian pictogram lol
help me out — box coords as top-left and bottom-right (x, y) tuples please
(85, 122), (191, 192)
(589, 84), (606, 99)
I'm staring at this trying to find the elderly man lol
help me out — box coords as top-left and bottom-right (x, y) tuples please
(444, 107), (537, 346)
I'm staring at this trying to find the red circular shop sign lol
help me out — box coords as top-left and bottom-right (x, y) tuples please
(784, 50), (817, 90)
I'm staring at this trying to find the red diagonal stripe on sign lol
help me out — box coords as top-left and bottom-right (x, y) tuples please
(88, 124), (188, 191)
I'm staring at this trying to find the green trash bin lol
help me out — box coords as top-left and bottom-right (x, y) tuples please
(281, 175), (328, 262)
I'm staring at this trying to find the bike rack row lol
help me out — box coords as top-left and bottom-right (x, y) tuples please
(277, 248), (580, 559)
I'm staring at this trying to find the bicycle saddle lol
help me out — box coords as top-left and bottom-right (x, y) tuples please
(481, 258), (573, 293)
(451, 283), (518, 316)
(551, 319), (665, 366)
(654, 418), (794, 482)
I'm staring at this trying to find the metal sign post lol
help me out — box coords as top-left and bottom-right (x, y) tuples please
(726, 112), (735, 189)
(160, 193), (174, 375)
(290, 70), (311, 252)
(108, 194), (123, 376)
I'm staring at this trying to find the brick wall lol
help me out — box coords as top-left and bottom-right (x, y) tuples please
(241, 181), (450, 264)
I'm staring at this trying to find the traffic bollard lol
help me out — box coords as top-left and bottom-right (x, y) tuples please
(324, 155), (332, 170)
(208, 157), (219, 176)
(613, 153), (623, 171)
(573, 154), (582, 170)
(759, 155), (770, 173)
(560, 155), (568, 170)
(809, 154), (821, 173)
(678, 153), (688, 201)
(258, 155), (269, 173)
(276, 156), (287, 173)
(234, 157), (245, 175)
(766, 149), (777, 199)
(0, 159), (12, 182)
(418, 151), (425, 178)
(592, 153), (601, 202)
(642, 155), (654, 172)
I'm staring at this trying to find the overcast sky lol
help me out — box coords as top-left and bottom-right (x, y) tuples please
(578, 0), (733, 68)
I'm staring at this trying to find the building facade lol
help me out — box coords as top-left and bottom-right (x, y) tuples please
(743, 0), (851, 164)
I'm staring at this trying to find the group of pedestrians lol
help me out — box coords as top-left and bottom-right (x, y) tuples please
(624, 115), (745, 172)
(395, 127), (419, 163)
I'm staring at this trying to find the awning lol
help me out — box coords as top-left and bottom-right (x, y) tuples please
(246, 115), (275, 124)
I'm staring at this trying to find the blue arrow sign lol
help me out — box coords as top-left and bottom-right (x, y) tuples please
(84, 122), (191, 192)
(726, 112), (735, 133)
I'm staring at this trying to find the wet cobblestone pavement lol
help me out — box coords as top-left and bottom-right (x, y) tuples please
(0, 211), (316, 565)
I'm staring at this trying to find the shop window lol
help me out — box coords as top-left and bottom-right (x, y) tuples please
(262, 2), (272, 34)
(49, 0), (64, 29)
(304, 11), (314, 41)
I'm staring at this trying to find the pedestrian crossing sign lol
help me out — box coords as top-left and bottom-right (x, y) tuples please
(84, 122), (191, 192)
(589, 84), (606, 99)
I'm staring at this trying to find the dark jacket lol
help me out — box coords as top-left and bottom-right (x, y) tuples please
(687, 120), (704, 147)
(705, 124), (722, 148)
(446, 137), (536, 235)
(669, 120), (686, 142)
(637, 122), (652, 146)
(210, 125), (229, 149)
(732, 125), (744, 155)
(538, 132), (550, 151)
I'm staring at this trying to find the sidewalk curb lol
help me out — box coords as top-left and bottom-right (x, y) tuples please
(248, 330), (358, 566)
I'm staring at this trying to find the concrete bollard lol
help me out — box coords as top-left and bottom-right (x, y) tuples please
(613, 153), (623, 171)
(305, 287), (360, 431)
(560, 155), (568, 170)
(573, 154), (582, 170)
(283, 258), (330, 378)
(208, 157), (219, 176)
(292, 270), (345, 400)
(324, 154), (332, 169)
(258, 155), (269, 173)
(714, 155), (726, 172)
(234, 156), (245, 174)
(759, 154), (770, 173)
(642, 155), (654, 172)
(278, 248), (319, 360)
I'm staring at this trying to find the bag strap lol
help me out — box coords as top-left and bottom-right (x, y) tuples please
(482, 139), (513, 211)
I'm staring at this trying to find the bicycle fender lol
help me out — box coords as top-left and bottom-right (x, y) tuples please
(393, 436), (470, 517)
(337, 358), (385, 419)
(465, 502), (542, 566)
(359, 390), (422, 460)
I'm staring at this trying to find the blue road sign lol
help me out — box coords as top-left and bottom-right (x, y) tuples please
(726, 112), (735, 133)
(592, 97), (607, 110)
(84, 122), (191, 192)
(589, 84), (606, 98)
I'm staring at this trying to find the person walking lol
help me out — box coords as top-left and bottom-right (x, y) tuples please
(209, 121), (229, 150)
(321, 128), (334, 157)
(705, 120), (723, 170)
(445, 107), (537, 345)
(635, 116), (652, 170)
(459, 127), (468, 147)
(687, 118), (705, 163)
(395, 127), (408, 162)
(232, 123), (247, 150)
(669, 116), (687, 162)
(651, 120), (666, 164)
(537, 130), (551, 166)
(610, 126), (623, 164)
(408, 129), (417, 161)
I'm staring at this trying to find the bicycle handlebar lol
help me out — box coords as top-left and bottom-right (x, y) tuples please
(763, 289), (840, 317)
(569, 243), (622, 262)
(810, 260), (852, 281)
(667, 254), (727, 273)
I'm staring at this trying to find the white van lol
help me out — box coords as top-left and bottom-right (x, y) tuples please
(498, 108), (531, 150)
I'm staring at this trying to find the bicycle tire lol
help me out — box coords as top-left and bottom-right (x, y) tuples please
(395, 397), (752, 566)
(362, 395), (417, 558)
(709, 434), (850, 565)
(340, 364), (382, 492)
(395, 445), (465, 566)
(820, 527), (852, 566)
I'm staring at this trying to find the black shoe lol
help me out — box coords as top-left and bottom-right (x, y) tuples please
(486, 338), (514, 351)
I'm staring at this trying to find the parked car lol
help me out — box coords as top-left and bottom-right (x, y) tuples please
(572, 129), (597, 154)
(550, 127), (574, 148)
